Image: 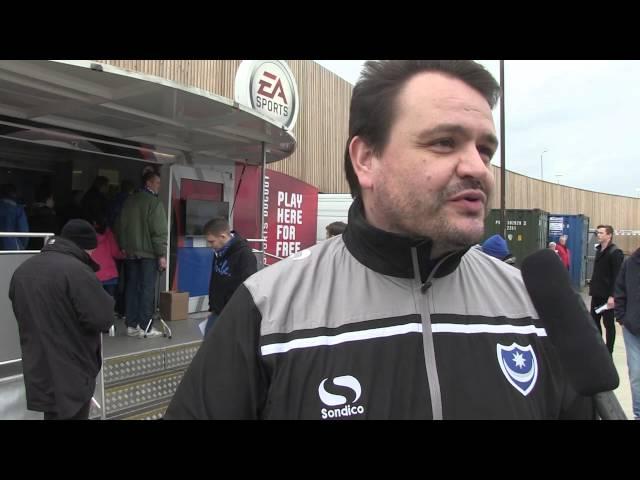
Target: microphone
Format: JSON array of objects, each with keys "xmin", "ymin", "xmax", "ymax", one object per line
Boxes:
[{"xmin": 521, "ymin": 249, "xmax": 626, "ymax": 419}]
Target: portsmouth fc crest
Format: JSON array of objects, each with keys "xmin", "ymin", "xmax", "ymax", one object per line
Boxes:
[{"xmin": 496, "ymin": 343, "xmax": 538, "ymax": 396}]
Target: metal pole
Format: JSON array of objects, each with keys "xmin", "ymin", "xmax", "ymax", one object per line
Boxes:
[
  {"xmin": 164, "ymin": 163, "xmax": 174, "ymax": 292},
  {"xmin": 540, "ymin": 150, "xmax": 547, "ymax": 181},
  {"xmin": 259, "ymin": 142, "xmax": 267, "ymax": 266},
  {"xmin": 500, "ymin": 60, "xmax": 506, "ymax": 239},
  {"xmin": 99, "ymin": 333, "xmax": 106, "ymax": 420}
]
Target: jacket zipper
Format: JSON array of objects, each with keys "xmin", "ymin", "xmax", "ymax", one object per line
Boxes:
[{"xmin": 410, "ymin": 248, "xmax": 457, "ymax": 420}]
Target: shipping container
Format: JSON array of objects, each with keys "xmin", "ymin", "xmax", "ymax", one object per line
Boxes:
[
  {"xmin": 548, "ymin": 214, "xmax": 590, "ymax": 289},
  {"xmin": 484, "ymin": 209, "xmax": 550, "ymax": 268}
]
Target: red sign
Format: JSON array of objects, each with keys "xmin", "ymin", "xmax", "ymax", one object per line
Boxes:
[{"xmin": 233, "ymin": 164, "xmax": 318, "ymax": 265}]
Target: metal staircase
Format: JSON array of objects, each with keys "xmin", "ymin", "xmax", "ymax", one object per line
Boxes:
[{"xmin": 89, "ymin": 317, "xmax": 204, "ymax": 420}]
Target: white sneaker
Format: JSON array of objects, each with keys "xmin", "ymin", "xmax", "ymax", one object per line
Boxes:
[
  {"xmin": 127, "ymin": 326, "xmax": 142, "ymax": 337},
  {"xmin": 140, "ymin": 327, "xmax": 163, "ymax": 338}
]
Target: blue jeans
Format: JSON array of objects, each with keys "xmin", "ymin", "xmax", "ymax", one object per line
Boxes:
[
  {"xmin": 623, "ymin": 326, "xmax": 640, "ymax": 419},
  {"xmin": 125, "ymin": 258, "xmax": 157, "ymax": 330},
  {"xmin": 204, "ymin": 313, "xmax": 218, "ymax": 336}
]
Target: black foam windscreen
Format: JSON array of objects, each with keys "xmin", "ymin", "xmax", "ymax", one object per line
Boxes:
[{"xmin": 521, "ymin": 248, "xmax": 619, "ymax": 396}]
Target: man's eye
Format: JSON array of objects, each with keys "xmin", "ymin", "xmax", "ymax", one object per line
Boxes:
[
  {"xmin": 478, "ymin": 146, "xmax": 495, "ymax": 162},
  {"xmin": 430, "ymin": 138, "xmax": 455, "ymax": 149}
]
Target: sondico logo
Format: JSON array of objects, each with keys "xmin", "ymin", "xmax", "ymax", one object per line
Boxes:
[{"xmin": 318, "ymin": 375, "xmax": 365, "ymax": 420}]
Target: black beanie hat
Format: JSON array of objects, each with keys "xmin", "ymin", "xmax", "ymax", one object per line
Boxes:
[{"xmin": 61, "ymin": 219, "xmax": 98, "ymax": 250}]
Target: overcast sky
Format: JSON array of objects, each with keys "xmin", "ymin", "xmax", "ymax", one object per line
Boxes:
[{"xmin": 315, "ymin": 60, "xmax": 639, "ymax": 198}]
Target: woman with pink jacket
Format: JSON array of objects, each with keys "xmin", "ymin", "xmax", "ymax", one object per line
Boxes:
[{"xmin": 90, "ymin": 218, "xmax": 125, "ymax": 299}]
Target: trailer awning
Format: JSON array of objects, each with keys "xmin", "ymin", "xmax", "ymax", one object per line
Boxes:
[{"xmin": 0, "ymin": 60, "xmax": 296, "ymax": 165}]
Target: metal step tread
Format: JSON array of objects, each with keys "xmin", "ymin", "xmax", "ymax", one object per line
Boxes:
[
  {"xmin": 108, "ymin": 399, "xmax": 171, "ymax": 420},
  {"xmin": 104, "ymin": 369, "xmax": 185, "ymax": 416},
  {"xmin": 119, "ymin": 404, "xmax": 169, "ymax": 421},
  {"xmin": 103, "ymin": 341, "xmax": 201, "ymax": 386}
]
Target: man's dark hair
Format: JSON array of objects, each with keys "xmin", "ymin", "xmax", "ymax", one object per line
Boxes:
[
  {"xmin": 597, "ymin": 225, "xmax": 614, "ymax": 236},
  {"xmin": 344, "ymin": 60, "xmax": 501, "ymax": 198},
  {"xmin": 93, "ymin": 215, "xmax": 108, "ymax": 235},
  {"xmin": 142, "ymin": 169, "xmax": 160, "ymax": 185},
  {"xmin": 326, "ymin": 221, "xmax": 347, "ymax": 237},
  {"xmin": 120, "ymin": 179, "xmax": 135, "ymax": 194},
  {"xmin": 0, "ymin": 183, "xmax": 17, "ymax": 199},
  {"xmin": 35, "ymin": 184, "xmax": 53, "ymax": 203},
  {"xmin": 92, "ymin": 176, "xmax": 110, "ymax": 190},
  {"xmin": 203, "ymin": 217, "xmax": 230, "ymax": 236}
]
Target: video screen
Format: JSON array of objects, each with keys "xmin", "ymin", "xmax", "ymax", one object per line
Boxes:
[{"xmin": 184, "ymin": 200, "xmax": 229, "ymax": 236}]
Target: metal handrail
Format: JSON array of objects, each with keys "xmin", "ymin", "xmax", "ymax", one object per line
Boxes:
[
  {"xmin": 0, "ymin": 232, "xmax": 55, "ymax": 237},
  {"xmin": 0, "ymin": 359, "xmax": 21, "ymax": 366},
  {"xmin": 0, "ymin": 232, "xmax": 54, "ymax": 253},
  {"xmin": 252, "ymin": 249, "xmax": 284, "ymax": 261}
]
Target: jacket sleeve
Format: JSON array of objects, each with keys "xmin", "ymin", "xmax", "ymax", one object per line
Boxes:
[
  {"xmin": 114, "ymin": 204, "xmax": 125, "ymax": 249},
  {"xmin": 107, "ymin": 229, "xmax": 125, "ymax": 260},
  {"xmin": 614, "ymin": 258, "xmax": 628, "ymax": 322},
  {"xmin": 149, "ymin": 200, "xmax": 168, "ymax": 258},
  {"xmin": 559, "ymin": 390, "xmax": 596, "ymax": 419},
  {"xmin": 164, "ymin": 284, "xmax": 268, "ymax": 419},
  {"xmin": 68, "ymin": 265, "xmax": 115, "ymax": 333},
  {"xmin": 223, "ymin": 248, "xmax": 258, "ymax": 306},
  {"xmin": 609, "ymin": 249, "xmax": 625, "ymax": 297},
  {"xmin": 17, "ymin": 206, "xmax": 29, "ymax": 249}
]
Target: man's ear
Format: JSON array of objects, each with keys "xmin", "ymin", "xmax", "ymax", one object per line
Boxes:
[{"xmin": 349, "ymin": 136, "xmax": 376, "ymax": 191}]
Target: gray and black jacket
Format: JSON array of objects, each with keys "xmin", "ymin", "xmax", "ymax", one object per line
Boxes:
[{"xmin": 165, "ymin": 197, "xmax": 593, "ymax": 420}]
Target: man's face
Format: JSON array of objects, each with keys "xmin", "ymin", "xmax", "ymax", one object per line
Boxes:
[
  {"xmin": 206, "ymin": 233, "xmax": 228, "ymax": 250},
  {"xmin": 596, "ymin": 228, "xmax": 611, "ymax": 245},
  {"xmin": 147, "ymin": 176, "xmax": 161, "ymax": 194},
  {"xmin": 352, "ymin": 72, "xmax": 497, "ymax": 252},
  {"xmin": 559, "ymin": 236, "xmax": 567, "ymax": 245}
]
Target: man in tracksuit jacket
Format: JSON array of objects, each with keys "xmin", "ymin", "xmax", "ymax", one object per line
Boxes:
[{"xmin": 165, "ymin": 60, "xmax": 594, "ymax": 420}]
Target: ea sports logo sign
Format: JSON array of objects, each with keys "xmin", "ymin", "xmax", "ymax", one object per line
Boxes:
[{"xmin": 235, "ymin": 60, "xmax": 299, "ymax": 130}]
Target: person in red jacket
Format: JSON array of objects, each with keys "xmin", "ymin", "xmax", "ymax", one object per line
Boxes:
[{"xmin": 556, "ymin": 235, "xmax": 571, "ymax": 270}]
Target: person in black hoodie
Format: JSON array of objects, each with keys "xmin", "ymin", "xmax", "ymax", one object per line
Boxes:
[
  {"xmin": 82, "ymin": 176, "xmax": 109, "ymax": 225},
  {"xmin": 27, "ymin": 184, "xmax": 60, "ymax": 250},
  {"xmin": 589, "ymin": 224, "xmax": 625, "ymax": 354},
  {"xmin": 9, "ymin": 219, "xmax": 115, "ymax": 420},
  {"xmin": 614, "ymin": 246, "xmax": 640, "ymax": 419},
  {"xmin": 203, "ymin": 217, "xmax": 257, "ymax": 336}
]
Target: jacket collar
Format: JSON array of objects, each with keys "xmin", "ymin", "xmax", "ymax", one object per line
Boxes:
[
  {"xmin": 341, "ymin": 196, "xmax": 468, "ymax": 282},
  {"xmin": 214, "ymin": 231, "xmax": 248, "ymax": 259},
  {"xmin": 215, "ymin": 232, "xmax": 237, "ymax": 257},
  {"xmin": 42, "ymin": 236, "xmax": 100, "ymax": 272},
  {"xmin": 596, "ymin": 242, "xmax": 616, "ymax": 254}
]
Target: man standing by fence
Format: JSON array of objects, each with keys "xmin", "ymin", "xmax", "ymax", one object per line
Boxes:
[{"xmin": 589, "ymin": 225, "xmax": 624, "ymax": 354}]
